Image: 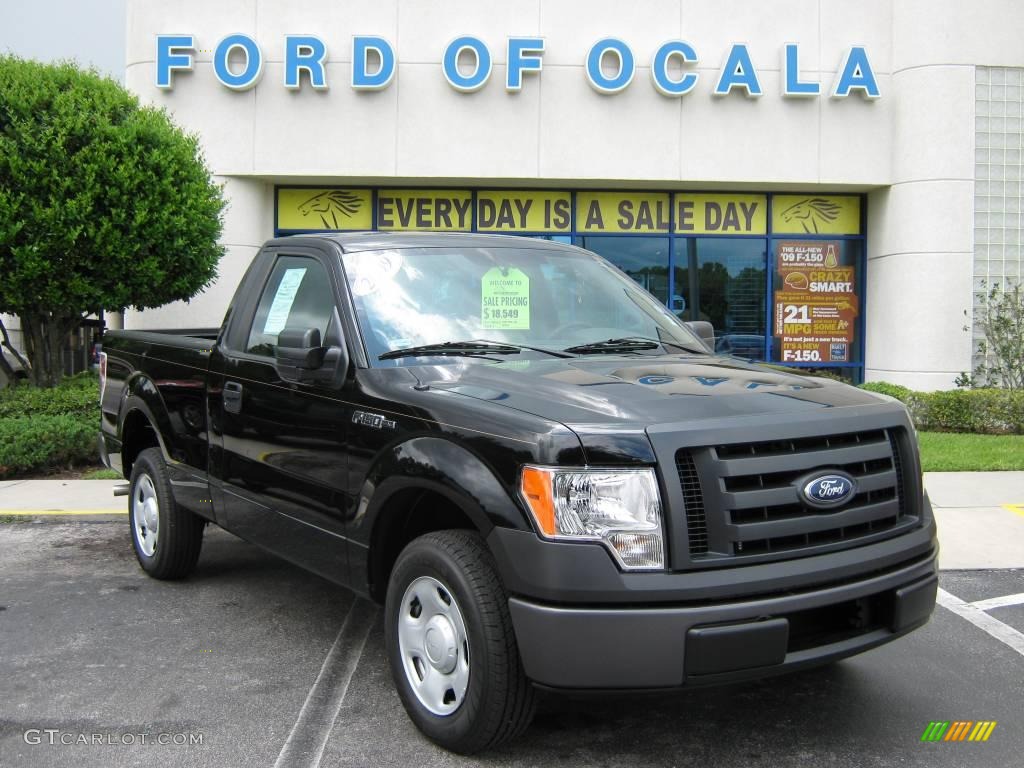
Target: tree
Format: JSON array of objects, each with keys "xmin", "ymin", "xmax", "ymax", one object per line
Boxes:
[
  {"xmin": 0, "ymin": 56, "xmax": 224, "ymax": 387},
  {"xmin": 959, "ymin": 281, "xmax": 1024, "ymax": 390}
]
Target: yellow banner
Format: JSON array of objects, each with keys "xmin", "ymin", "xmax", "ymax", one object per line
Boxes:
[
  {"xmin": 477, "ymin": 191, "xmax": 571, "ymax": 232},
  {"xmin": 772, "ymin": 195, "xmax": 861, "ymax": 235},
  {"xmin": 576, "ymin": 192, "xmax": 671, "ymax": 233},
  {"xmin": 674, "ymin": 193, "xmax": 767, "ymax": 235},
  {"xmin": 376, "ymin": 189, "xmax": 472, "ymax": 231},
  {"xmin": 277, "ymin": 188, "xmax": 373, "ymax": 231}
]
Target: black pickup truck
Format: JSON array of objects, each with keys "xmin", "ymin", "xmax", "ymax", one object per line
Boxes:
[{"xmin": 99, "ymin": 232, "xmax": 937, "ymax": 753}]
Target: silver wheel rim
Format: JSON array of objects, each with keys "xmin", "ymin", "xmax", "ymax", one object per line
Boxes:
[
  {"xmin": 397, "ymin": 575, "xmax": 470, "ymax": 716},
  {"xmin": 132, "ymin": 474, "xmax": 159, "ymax": 557}
]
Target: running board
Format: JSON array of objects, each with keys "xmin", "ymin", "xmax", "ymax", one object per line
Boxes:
[{"xmin": 113, "ymin": 484, "xmax": 130, "ymax": 497}]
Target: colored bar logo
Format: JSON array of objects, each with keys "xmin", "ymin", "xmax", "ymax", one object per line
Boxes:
[{"xmin": 921, "ymin": 721, "xmax": 997, "ymax": 742}]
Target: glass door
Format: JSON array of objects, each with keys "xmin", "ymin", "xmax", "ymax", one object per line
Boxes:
[
  {"xmin": 574, "ymin": 236, "xmax": 672, "ymax": 305},
  {"xmin": 674, "ymin": 238, "xmax": 767, "ymax": 359}
]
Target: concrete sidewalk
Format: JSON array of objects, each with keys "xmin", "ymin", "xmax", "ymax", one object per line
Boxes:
[
  {"xmin": 1, "ymin": 473, "xmax": 1022, "ymax": 569},
  {"xmin": 926, "ymin": 471, "xmax": 1024, "ymax": 569},
  {"xmin": 0, "ymin": 479, "xmax": 126, "ymax": 515}
]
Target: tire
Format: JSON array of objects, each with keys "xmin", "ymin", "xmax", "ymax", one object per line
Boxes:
[
  {"xmin": 129, "ymin": 447, "xmax": 204, "ymax": 580},
  {"xmin": 385, "ymin": 530, "xmax": 536, "ymax": 754}
]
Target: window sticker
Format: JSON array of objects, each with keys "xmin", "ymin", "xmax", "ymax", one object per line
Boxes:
[
  {"xmin": 263, "ymin": 267, "xmax": 308, "ymax": 334},
  {"xmin": 481, "ymin": 267, "xmax": 530, "ymax": 330}
]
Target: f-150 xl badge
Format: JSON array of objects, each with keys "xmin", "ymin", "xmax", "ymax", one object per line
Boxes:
[{"xmin": 352, "ymin": 411, "xmax": 397, "ymax": 430}]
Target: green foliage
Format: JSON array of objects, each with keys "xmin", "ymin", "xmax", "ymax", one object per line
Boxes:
[
  {"xmin": 0, "ymin": 56, "xmax": 225, "ymax": 386},
  {"xmin": 0, "ymin": 373, "xmax": 98, "ymax": 476},
  {"xmin": 858, "ymin": 381, "xmax": 913, "ymax": 402},
  {"xmin": 908, "ymin": 389, "xmax": 1024, "ymax": 435},
  {"xmin": 0, "ymin": 371, "xmax": 98, "ymax": 418},
  {"xmin": 860, "ymin": 382, "xmax": 1024, "ymax": 434},
  {"xmin": 962, "ymin": 282, "xmax": 1024, "ymax": 390},
  {"xmin": 0, "ymin": 414, "xmax": 96, "ymax": 476}
]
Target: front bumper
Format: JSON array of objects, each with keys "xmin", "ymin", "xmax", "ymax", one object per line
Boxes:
[{"xmin": 507, "ymin": 544, "xmax": 937, "ymax": 689}]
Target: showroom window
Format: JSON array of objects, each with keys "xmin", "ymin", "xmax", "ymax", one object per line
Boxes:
[{"xmin": 275, "ymin": 188, "xmax": 866, "ymax": 382}]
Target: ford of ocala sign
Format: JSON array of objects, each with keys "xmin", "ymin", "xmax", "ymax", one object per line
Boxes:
[{"xmin": 155, "ymin": 35, "xmax": 880, "ymax": 99}]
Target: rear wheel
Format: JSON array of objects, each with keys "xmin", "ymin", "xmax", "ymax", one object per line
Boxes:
[
  {"xmin": 385, "ymin": 530, "xmax": 535, "ymax": 753},
  {"xmin": 129, "ymin": 447, "xmax": 204, "ymax": 579}
]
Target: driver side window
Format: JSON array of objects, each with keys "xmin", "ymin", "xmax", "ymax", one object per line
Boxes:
[{"xmin": 246, "ymin": 256, "xmax": 335, "ymax": 357}]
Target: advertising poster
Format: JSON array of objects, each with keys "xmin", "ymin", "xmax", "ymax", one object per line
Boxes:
[{"xmin": 773, "ymin": 241, "xmax": 858, "ymax": 364}]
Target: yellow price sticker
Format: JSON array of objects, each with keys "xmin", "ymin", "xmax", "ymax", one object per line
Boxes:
[{"xmin": 482, "ymin": 267, "xmax": 530, "ymax": 330}]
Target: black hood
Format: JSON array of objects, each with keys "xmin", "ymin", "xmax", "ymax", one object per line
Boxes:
[{"xmin": 418, "ymin": 354, "xmax": 883, "ymax": 427}]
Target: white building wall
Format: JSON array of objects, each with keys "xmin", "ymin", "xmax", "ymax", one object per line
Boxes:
[
  {"xmin": 862, "ymin": 0, "xmax": 1024, "ymax": 389},
  {"xmin": 123, "ymin": 0, "xmax": 1024, "ymax": 389}
]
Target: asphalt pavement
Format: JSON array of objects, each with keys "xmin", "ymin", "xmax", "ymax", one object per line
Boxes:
[{"xmin": 0, "ymin": 473, "xmax": 1022, "ymax": 767}]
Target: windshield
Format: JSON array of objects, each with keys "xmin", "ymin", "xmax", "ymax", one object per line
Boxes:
[{"xmin": 341, "ymin": 245, "xmax": 707, "ymax": 365}]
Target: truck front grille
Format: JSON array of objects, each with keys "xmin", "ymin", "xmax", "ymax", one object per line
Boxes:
[
  {"xmin": 674, "ymin": 427, "xmax": 918, "ymax": 565},
  {"xmin": 676, "ymin": 450, "xmax": 709, "ymax": 555}
]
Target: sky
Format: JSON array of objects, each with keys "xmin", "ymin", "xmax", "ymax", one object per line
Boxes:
[{"xmin": 0, "ymin": 0, "xmax": 126, "ymax": 80}]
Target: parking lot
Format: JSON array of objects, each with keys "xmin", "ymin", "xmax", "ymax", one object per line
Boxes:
[{"xmin": 0, "ymin": 513, "xmax": 1021, "ymax": 768}]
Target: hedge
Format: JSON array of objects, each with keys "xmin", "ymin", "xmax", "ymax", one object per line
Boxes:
[
  {"xmin": 859, "ymin": 382, "xmax": 1024, "ymax": 434},
  {"xmin": 0, "ymin": 372, "xmax": 99, "ymax": 419},
  {"xmin": 0, "ymin": 374, "xmax": 99, "ymax": 477}
]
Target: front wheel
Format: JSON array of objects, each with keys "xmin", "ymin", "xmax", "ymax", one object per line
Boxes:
[
  {"xmin": 129, "ymin": 447, "xmax": 204, "ymax": 579},
  {"xmin": 385, "ymin": 530, "xmax": 535, "ymax": 753}
]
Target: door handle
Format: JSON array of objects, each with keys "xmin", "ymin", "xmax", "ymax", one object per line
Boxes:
[{"xmin": 223, "ymin": 381, "xmax": 243, "ymax": 414}]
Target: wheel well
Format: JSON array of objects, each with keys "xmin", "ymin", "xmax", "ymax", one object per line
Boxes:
[
  {"xmin": 368, "ymin": 488, "xmax": 477, "ymax": 603},
  {"xmin": 121, "ymin": 410, "xmax": 160, "ymax": 478}
]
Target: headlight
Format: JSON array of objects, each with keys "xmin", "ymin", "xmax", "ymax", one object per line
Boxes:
[{"xmin": 519, "ymin": 466, "xmax": 665, "ymax": 570}]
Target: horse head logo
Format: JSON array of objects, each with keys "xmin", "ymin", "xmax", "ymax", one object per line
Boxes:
[
  {"xmin": 779, "ymin": 198, "xmax": 843, "ymax": 233},
  {"xmin": 298, "ymin": 190, "xmax": 363, "ymax": 229}
]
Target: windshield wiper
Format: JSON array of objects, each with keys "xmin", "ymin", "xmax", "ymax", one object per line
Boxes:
[
  {"xmin": 473, "ymin": 339, "xmax": 574, "ymax": 359},
  {"xmin": 379, "ymin": 341, "xmax": 521, "ymax": 361},
  {"xmin": 563, "ymin": 338, "xmax": 662, "ymax": 355},
  {"xmin": 563, "ymin": 336, "xmax": 706, "ymax": 356}
]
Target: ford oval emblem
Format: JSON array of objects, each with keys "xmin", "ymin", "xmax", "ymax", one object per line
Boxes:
[{"xmin": 800, "ymin": 472, "xmax": 856, "ymax": 508}]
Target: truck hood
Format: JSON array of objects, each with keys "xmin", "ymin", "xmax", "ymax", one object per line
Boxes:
[{"xmin": 418, "ymin": 354, "xmax": 883, "ymax": 427}]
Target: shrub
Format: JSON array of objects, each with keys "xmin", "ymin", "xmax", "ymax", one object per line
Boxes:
[
  {"xmin": 861, "ymin": 383, "xmax": 1024, "ymax": 434},
  {"xmin": 0, "ymin": 373, "xmax": 99, "ymax": 476},
  {"xmin": 0, "ymin": 414, "xmax": 96, "ymax": 476},
  {"xmin": 963, "ymin": 281, "xmax": 1024, "ymax": 390},
  {"xmin": 908, "ymin": 389, "xmax": 1024, "ymax": 435},
  {"xmin": 859, "ymin": 382, "xmax": 912, "ymax": 402},
  {"xmin": 0, "ymin": 372, "xmax": 98, "ymax": 419}
]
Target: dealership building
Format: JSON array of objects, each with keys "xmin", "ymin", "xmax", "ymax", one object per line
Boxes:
[{"xmin": 122, "ymin": 0, "xmax": 1024, "ymax": 390}]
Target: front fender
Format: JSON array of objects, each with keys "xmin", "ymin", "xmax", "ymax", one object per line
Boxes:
[{"xmin": 354, "ymin": 436, "xmax": 530, "ymax": 540}]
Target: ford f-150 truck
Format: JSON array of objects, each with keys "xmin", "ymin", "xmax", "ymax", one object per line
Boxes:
[{"xmin": 99, "ymin": 232, "xmax": 938, "ymax": 753}]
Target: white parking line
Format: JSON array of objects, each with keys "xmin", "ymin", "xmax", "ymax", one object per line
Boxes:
[
  {"xmin": 273, "ymin": 599, "xmax": 379, "ymax": 768},
  {"xmin": 937, "ymin": 589, "xmax": 1024, "ymax": 659},
  {"xmin": 972, "ymin": 592, "xmax": 1024, "ymax": 612}
]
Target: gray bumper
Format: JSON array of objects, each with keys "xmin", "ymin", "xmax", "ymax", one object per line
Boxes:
[{"xmin": 508, "ymin": 546, "xmax": 937, "ymax": 689}]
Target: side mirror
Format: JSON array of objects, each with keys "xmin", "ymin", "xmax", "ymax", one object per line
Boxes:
[
  {"xmin": 275, "ymin": 326, "xmax": 350, "ymax": 387},
  {"xmin": 685, "ymin": 321, "xmax": 715, "ymax": 350},
  {"xmin": 276, "ymin": 327, "xmax": 327, "ymax": 370}
]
